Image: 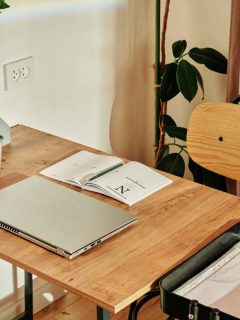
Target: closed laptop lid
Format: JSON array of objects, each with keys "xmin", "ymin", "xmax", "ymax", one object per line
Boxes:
[{"xmin": 0, "ymin": 176, "xmax": 137, "ymax": 255}]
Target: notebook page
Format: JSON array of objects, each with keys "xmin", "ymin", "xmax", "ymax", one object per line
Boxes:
[
  {"xmin": 86, "ymin": 161, "xmax": 172, "ymax": 205},
  {"xmin": 39, "ymin": 151, "xmax": 123, "ymax": 186}
]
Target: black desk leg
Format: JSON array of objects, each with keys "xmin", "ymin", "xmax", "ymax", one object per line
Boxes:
[
  {"xmin": 97, "ymin": 306, "xmax": 110, "ymax": 320},
  {"xmin": 12, "ymin": 271, "xmax": 33, "ymax": 320},
  {"xmin": 24, "ymin": 271, "xmax": 33, "ymax": 319}
]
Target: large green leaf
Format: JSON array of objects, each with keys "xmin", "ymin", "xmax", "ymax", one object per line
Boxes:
[
  {"xmin": 176, "ymin": 60, "xmax": 198, "ymax": 102},
  {"xmin": 160, "ymin": 63, "xmax": 180, "ymax": 102},
  {"xmin": 191, "ymin": 65, "xmax": 204, "ymax": 100},
  {"xmin": 159, "ymin": 65, "xmax": 167, "ymax": 84},
  {"xmin": 0, "ymin": 0, "xmax": 9, "ymax": 9},
  {"xmin": 156, "ymin": 145, "xmax": 170, "ymax": 167},
  {"xmin": 172, "ymin": 40, "xmax": 187, "ymax": 58},
  {"xmin": 189, "ymin": 47, "xmax": 228, "ymax": 74},
  {"xmin": 188, "ymin": 157, "xmax": 203, "ymax": 183},
  {"xmin": 202, "ymin": 169, "xmax": 226, "ymax": 192},
  {"xmin": 188, "ymin": 157, "xmax": 226, "ymax": 191},
  {"xmin": 162, "ymin": 114, "xmax": 176, "ymax": 127},
  {"xmin": 160, "ymin": 145, "xmax": 169, "ymax": 159},
  {"xmin": 165, "ymin": 126, "xmax": 187, "ymax": 141},
  {"xmin": 157, "ymin": 153, "xmax": 185, "ymax": 177},
  {"xmin": 232, "ymin": 96, "xmax": 240, "ymax": 104}
]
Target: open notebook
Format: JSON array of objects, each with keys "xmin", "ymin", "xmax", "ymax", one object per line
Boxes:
[{"xmin": 40, "ymin": 150, "xmax": 172, "ymax": 206}]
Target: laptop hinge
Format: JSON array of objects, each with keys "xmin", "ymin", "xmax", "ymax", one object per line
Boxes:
[{"xmin": 56, "ymin": 248, "xmax": 65, "ymax": 256}]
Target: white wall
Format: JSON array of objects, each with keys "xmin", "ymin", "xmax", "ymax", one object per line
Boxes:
[{"xmin": 0, "ymin": 0, "xmax": 127, "ymax": 152}]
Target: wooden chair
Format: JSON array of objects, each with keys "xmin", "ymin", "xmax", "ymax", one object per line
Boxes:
[
  {"xmin": 128, "ymin": 101, "xmax": 240, "ymax": 320},
  {"xmin": 159, "ymin": 101, "xmax": 240, "ymax": 320},
  {"xmin": 187, "ymin": 101, "xmax": 240, "ymax": 180}
]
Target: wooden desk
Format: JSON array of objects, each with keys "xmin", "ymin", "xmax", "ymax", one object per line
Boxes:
[{"xmin": 1, "ymin": 125, "xmax": 240, "ymax": 319}]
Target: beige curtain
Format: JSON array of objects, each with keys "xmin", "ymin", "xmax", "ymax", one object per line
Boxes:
[
  {"xmin": 110, "ymin": 1, "xmax": 155, "ymax": 166},
  {"xmin": 226, "ymin": 0, "xmax": 240, "ymax": 195}
]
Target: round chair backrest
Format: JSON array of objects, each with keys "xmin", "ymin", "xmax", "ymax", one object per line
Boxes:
[{"xmin": 187, "ymin": 102, "xmax": 240, "ymax": 180}]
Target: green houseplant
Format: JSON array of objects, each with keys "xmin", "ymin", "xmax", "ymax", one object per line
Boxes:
[
  {"xmin": 0, "ymin": 0, "xmax": 9, "ymax": 11},
  {"xmin": 154, "ymin": 0, "xmax": 228, "ymax": 190}
]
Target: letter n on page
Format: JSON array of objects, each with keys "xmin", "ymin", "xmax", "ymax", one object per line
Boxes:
[{"xmin": 115, "ymin": 186, "xmax": 130, "ymax": 194}]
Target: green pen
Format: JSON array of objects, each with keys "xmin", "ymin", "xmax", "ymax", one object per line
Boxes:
[{"xmin": 89, "ymin": 163, "xmax": 123, "ymax": 181}]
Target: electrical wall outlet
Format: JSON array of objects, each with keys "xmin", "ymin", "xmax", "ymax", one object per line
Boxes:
[
  {"xmin": 3, "ymin": 56, "xmax": 34, "ymax": 91},
  {"xmin": 12, "ymin": 69, "xmax": 21, "ymax": 81}
]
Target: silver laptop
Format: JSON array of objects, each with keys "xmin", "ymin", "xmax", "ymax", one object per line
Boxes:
[{"xmin": 0, "ymin": 176, "xmax": 137, "ymax": 259}]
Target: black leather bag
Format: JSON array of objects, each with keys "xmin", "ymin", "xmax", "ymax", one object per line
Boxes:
[{"xmin": 159, "ymin": 223, "xmax": 240, "ymax": 320}]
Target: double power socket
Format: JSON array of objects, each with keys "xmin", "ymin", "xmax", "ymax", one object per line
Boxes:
[
  {"xmin": 3, "ymin": 56, "xmax": 34, "ymax": 91},
  {"xmin": 12, "ymin": 66, "xmax": 30, "ymax": 81}
]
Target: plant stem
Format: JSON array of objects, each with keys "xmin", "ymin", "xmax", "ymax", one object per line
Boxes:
[
  {"xmin": 154, "ymin": 0, "xmax": 161, "ymax": 153},
  {"xmin": 160, "ymin": 0, "xmax": 170, "ymax": 68},
  {"xmin": 154, "ymin": 0, "xmax": 171, "ymax": 168},
  {"xmin": 178, "ymin": 146, "xmax": 188, "ymax": 155},
  {"xmin": 154, "ymin": 101, "xmax": 167, "ymax": 167},
  {"xmin": 166, "ymin": 142, "xmax": 187, "ymax": 149},
  {"xmin": 175, "ymin": 52, "xmax": 189, "ymax": 63}
]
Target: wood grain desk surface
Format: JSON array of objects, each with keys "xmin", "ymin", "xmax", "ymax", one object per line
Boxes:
[{"xmin": 1, "ymin": 125, "xmax": 240, "ymax": 314}]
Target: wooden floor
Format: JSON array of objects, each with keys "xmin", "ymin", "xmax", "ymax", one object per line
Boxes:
[{"xmin": 34, "ymin": 292, "xmax": 167, "ymax": 320}]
